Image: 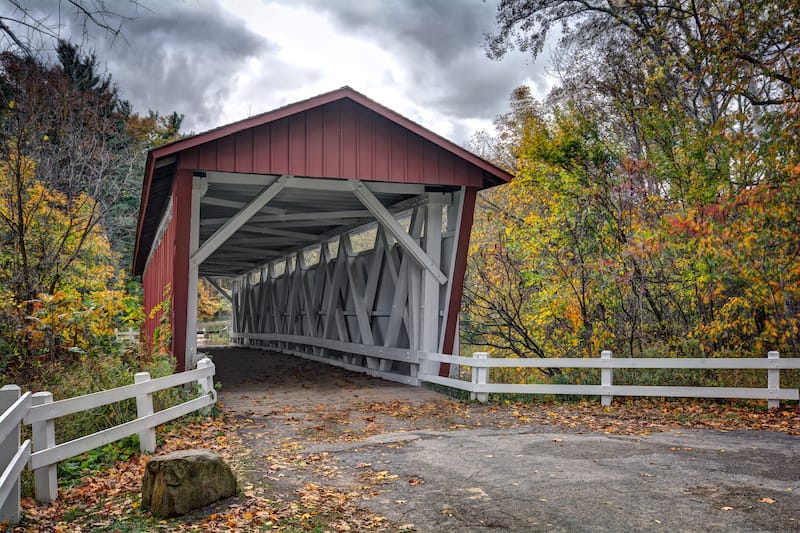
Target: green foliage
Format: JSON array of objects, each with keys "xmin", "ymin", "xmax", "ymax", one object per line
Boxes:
[
  {"xmin": 58, "ymin": 435, "xmax": 140, "ymax": 488},
  {"xmin": 25, "ymin": 351, "xmax": 180, "ymax": 444},
  {"xmin": 149, "ymin": 284, "xmax": 173, "ymax": 356},
  {"xmin": 468, "ymin": 0, "xmax": 800, "ymax": 388},
  {"xmin": 0, "ymin": 41, "xmax": 181, "ymax": 381}
]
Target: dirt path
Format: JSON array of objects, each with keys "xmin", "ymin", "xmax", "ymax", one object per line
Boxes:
[{"xmin": 207, "ymin": 347, "xmax": 800, "ymax": 532}]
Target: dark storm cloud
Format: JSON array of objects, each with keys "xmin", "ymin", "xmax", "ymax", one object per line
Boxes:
[
  {"xmin": 24, "ymin": 1, "xmax": 316, "ymax": 132},
  {"xmin": 295, "ymin": 0, "xmax": 550, "ymax": 124},
  {"xmin": 91, "ymin": 2, "xmax": 270, "ymax": 131}
]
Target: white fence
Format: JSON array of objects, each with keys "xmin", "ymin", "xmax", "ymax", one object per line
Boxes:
[
  {"xmin": 0, "ymin": 358, "xmax": 216, "ymax": 523},
  {"xmin": 114, "ymin": 327, "xmax": 141, "ymax": 345},
  {"xmin": 0, "ymin": 387, "xmax": 31, "ymax": 524},
  {"xmin": 419, "ymin": 350, "xmax": 800, "ymax": 407}
]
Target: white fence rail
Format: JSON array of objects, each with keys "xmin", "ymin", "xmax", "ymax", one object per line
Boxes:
[
  {"xmin": 114, "ymin": 327, "xmax": 141, "ymax": 345},
  {"xmin": 0, "ymin": 386, "xmax": 32, "ymax": 524},
  {"xmin": 0, "ymin": 358, "xmax": 216, "ymax": 523},
  {"xmin": 419, "ymin": 350, "xmax": 800, "ymax": 406}
]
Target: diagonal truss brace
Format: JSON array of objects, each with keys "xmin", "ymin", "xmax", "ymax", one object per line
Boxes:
[
  {"xmin": 350, "ymin": 180, "xmax": 447, "ymax": 285},
  {"xmin": 192, "ymin": 175, "xmax": 290, "ymax": 266},
  {"xmin": 203, "ymin": 277, "xmax": 232, "ymax": 303}
]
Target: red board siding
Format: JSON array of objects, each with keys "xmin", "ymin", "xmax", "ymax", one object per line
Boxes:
[
  {"xmin": 234, "ymin": 129, "xmax": 253, "ymax": 173},
  {"xmin": 271, "ymin": 118, "xmax": 289, "ymax": 174},
  {"xmin": 177, "ymin": 99, "xmax": 485, "ymax": 187},
  {"xmin": 141, "ymin": 170, "xmax": 192, "ymax": 371},
  {"xmin": 306, "ymin": 106, "xmax": 324, "ymax": 176},
  {"xmin": 142, "ymin": 200, "xmax": 177, "ymax": 359}
]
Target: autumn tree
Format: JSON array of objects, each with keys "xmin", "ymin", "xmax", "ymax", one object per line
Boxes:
[
  {"xmin": 471, "ymin": 0, "xmax": 800, "ymax": 363},
  {"xmin": 0, "ymin": 42, "xmax": 181, "ymax": 377}
]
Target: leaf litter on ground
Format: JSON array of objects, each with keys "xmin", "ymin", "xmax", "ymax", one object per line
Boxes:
[{"xmin": 4, "ymin": 397, "xmax": 798, "ymax": 531}]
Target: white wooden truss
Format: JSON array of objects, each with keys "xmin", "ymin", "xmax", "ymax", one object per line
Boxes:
[{"xmin": 185, "ymin": 172, "xmax": 465, "ymax": 383}]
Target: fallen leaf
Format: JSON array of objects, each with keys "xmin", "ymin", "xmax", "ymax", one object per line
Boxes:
[
  {"xmin": 759, "ymin": 497, "xmax": 776, "ymax": 504},
  {"xmin": 721, "ymin": 506, "xmax": 734, "ymax": 511}
]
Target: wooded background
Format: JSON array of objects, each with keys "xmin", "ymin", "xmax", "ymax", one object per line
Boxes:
[{"xmin": 1, "ymin": 1, "xmax": 798, "ymax": 392}]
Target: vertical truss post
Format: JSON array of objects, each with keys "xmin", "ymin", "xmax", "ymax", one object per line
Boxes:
[
  {"xmin": 185, "ymin": 176, "xmax": 206, "ymax": 370},
  {"xmin": 420, "ymin": 196, "xmax": 443, "ymax": 376}
]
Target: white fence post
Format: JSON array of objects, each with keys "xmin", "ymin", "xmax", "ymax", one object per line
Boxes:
[
  {"xmin": 197, "ymin": 357, "xmax": 215, "ymax": 414},
  {"xmin": 601, "ymin": 350, "xmax": 613, "ymax": 407},
  {"xmin": 31, "ymin": 392, "xmax": 57, "ymax": 502},
  {"xmin": 470, "ymin": 352, "xmax": 489, "ymax": 403},
  {"xmin": 134, "ymin": 372, "xmax": 157, "ymax": 453},
  {"xmin": 767, "ymin": 351, "xmax": 780, "ymax": 409},
  {"xmin": 0, "ymin": 385, "xmax": 21, "ymax": 523}
]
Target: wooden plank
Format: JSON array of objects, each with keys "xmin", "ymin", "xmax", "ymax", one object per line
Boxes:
[
  {"xmin": 438, "ymin": 188, "xmax": 463, "ymax": 353},
  {"xmin": 201, "ymin": 210, "xmax": 371, "ymax": 226},
  {"xmin": 285, "ymin": 257, "xmax": 300, "ymax": 335},
  {"xmin": 205, "ymin": 172, "xmax": 277, "ymax": 186},
  {"xmin": 462, "ymin": 383, "xmax": 798, "ymax": 400},
  {"xmin": 255, "ymin": 274, "xmax": 269, "ymax": 333},
  {"xmin": 420, "ymin": 354, "xmax": 800, "ymax": 369},
  {"xmin": 383, "ymin": 209, "xmax": 423, "ymax": 348},
  {"xmin": 383, "ymin": 249, "xmax": 410, "ymax": 348},
  {"xmin": 0, "ymin": 440, "xmax": 30, "ymax": 513},
  {"xmin": 363, "ymin": 227, "xmax": 386, "ymax": 312},
  {"xmin": 608, "ymin": 385, "xmax": 799, "ymax": 400},
  {"xmin": 24, "ymin": 366, "xmax": 214, "ymax": 424},
  {"xmin": 296, "ymin": 253, "xmax": 316, "ymax": 336},
  {"xmin": 29, "ymin": 394, "xmax": 215, "ymax": 471},
  {"xmin": 322, "ymin": 237, "xmax": 349, "ymax": 340},
  {"xmin": 421, "ymin": 199, "xmax": 442, "ymax": 355},
  {"xmin": 238, "ymin": 226, "xmax": 319, "ymax": 240},
  {"xmin": 343, "ymin": 235, "xmax": 375, "ymax": 345},
  {"xmin": 193, "ymin": 175, "xmax": 290, "ymax": 266},
  {"xmin": 268, "ymin": 265, "xmax": 281, "ymax": 334},
  {"xmin": 0, "ymin": 392, "xmax": 31, "ymax": 444},
  {"xmin": 200, "ymin": 195, "xmax": 286, "ymax": 215},
  {"xmin": 351, "ymin": 181, "xmax": 447, "ymax": 284}
]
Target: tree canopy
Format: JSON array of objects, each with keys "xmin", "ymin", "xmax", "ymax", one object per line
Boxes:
[
  {"xmin": 0, "ymin": 41, "xmax": 181, "ymax": 379},
  {"xmin": 466, "ymin": 0, "xmax": 800, "ymax": 361}
]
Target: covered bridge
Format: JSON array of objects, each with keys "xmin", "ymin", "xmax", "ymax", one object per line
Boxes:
[{"xmin": 132, "ymin": 87, "xmax": 512, "ymax": 383}]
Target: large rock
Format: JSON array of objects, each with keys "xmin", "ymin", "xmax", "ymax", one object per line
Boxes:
[{"xmin": 141, "ymin": 449, "xmax": 236, "ymax": 517}]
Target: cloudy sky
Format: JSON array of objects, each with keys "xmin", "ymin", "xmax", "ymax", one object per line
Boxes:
[{"xmin": 6, "ymin": 0, "xmax": 553, "ymax": 144}]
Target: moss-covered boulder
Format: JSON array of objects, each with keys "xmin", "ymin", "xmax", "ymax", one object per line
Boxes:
[{"xmin": 141, "ymin": 449, "xmax": 236, "ymax": 517}]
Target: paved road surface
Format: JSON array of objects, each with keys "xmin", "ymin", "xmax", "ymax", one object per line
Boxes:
[{"xmin": 208, "ymin": 347, "xmax": 800, "ymax": 532}]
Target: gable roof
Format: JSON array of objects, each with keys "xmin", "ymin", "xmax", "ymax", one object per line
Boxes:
[{"xmin": 133, "ymin": 86, "xmax": 513, "ymax": 275}]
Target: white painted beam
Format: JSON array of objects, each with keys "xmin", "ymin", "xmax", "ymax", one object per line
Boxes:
[
  {"xmin": 286, "ymin": 177, "xmax": 354, "ymax": 191},
  {"xmin": 193, "ymin": 175, "xmax": 290, "ymax": 266},
  {"xmin": 200, "ymin": 210, "xmax": 371, "ymax": 227},
  {"xmin": 439, "ymin": 187, "xmax": 465, "ymax": 353},
  {"xmin": 211, "ymin": 246, "xmax": 284, "ymax": 257},
  {"xmin": 421, "ymin": 198, "xmax": 443, "ymax": 357},
  {"xmin": 201, "ymin": 195, "xmax": 286, "ymax": 215},
  {"xmin": 205, "ymin": 172, "xmax": 277, "ymax": 186},
  {"xmin": 237, "ymin": 225, "xmax": 319, "ymax": 240},
  {"xmin": 206, "ymin": 171, "xmax": 427, "ymax": 196},
  {"xmin": 351, "ymin": 181, "xmax": 447, "ymax": 284},
  {"xmin": 285, "ymin": 176, "xmax": 426, "ymax": 196},
  {"xmin": 217, "ymin": 236, "xmax": 298, "ymax": 247},
  {"xmin": 185, "ymin": 176, "xmax": 205, "ymax": 370}
]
